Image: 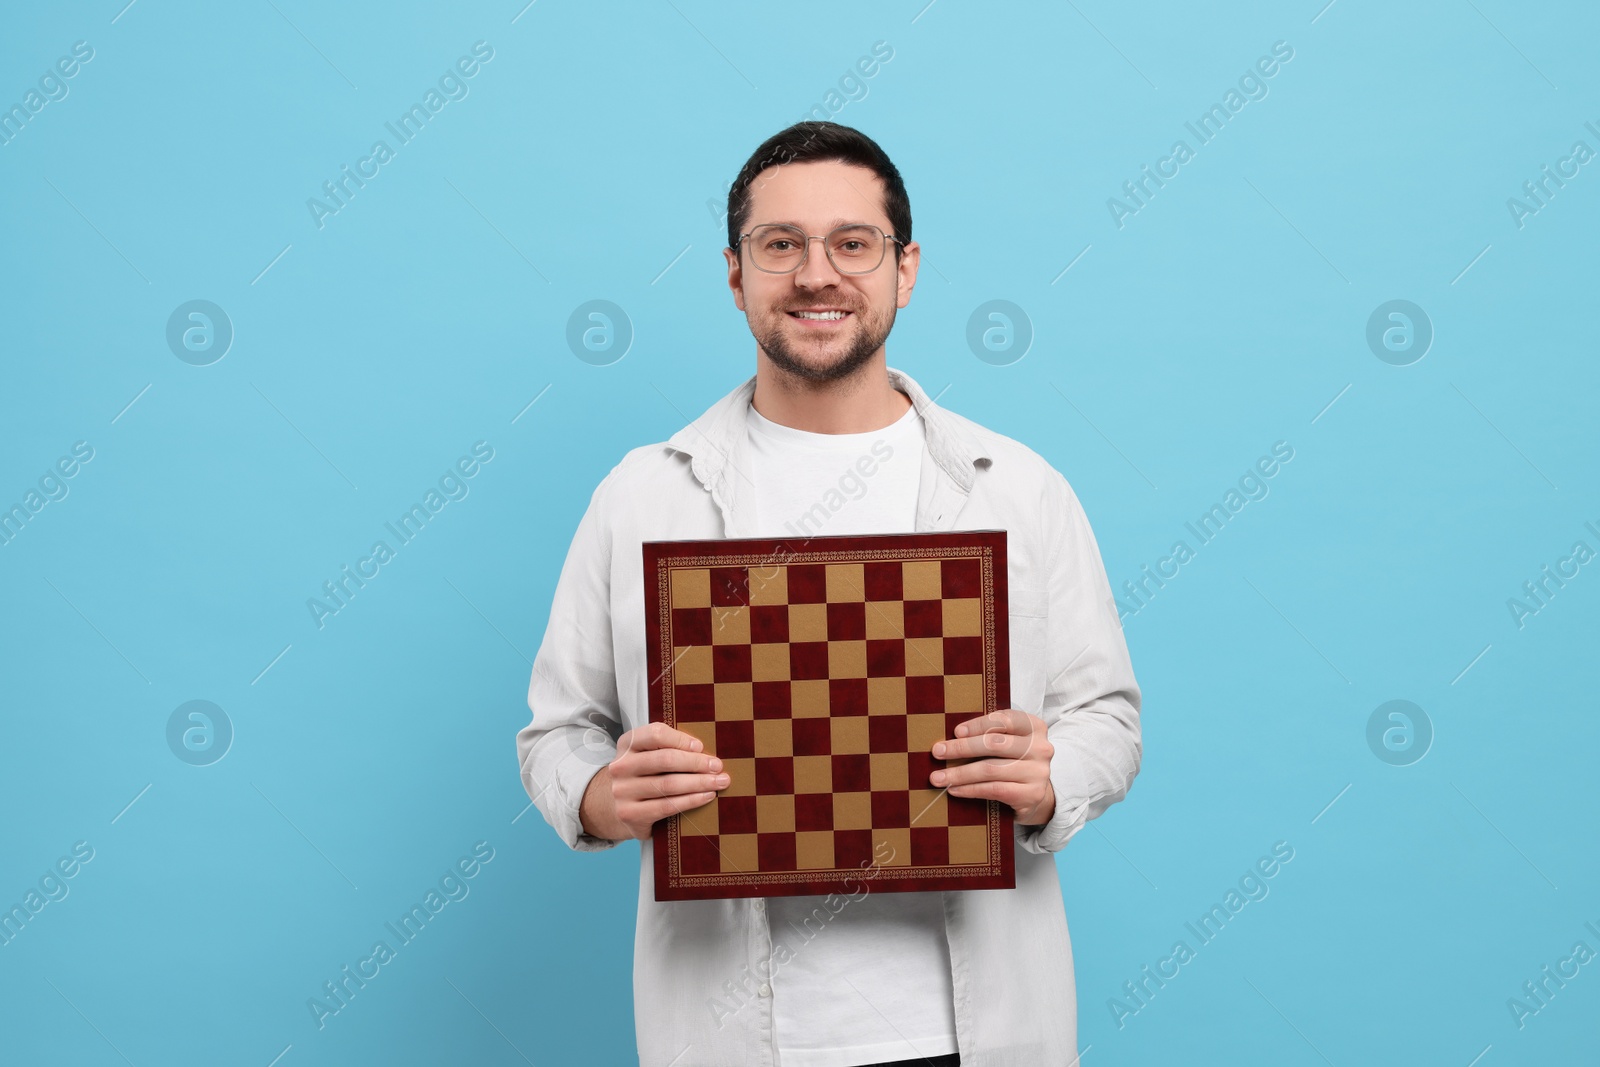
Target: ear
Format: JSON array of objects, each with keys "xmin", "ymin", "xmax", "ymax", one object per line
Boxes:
[
  {"xmin": 894, "ymin": 240, "xmax": 920, "ymax": 309},
  {"xmin": 723, "ymin": 246, "xmax": 746, "ymax": 312}
]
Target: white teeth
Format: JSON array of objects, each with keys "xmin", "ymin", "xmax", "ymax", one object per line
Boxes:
[{"xmin": 793, "ymin": 310, "xmax": 847, "ymax": 320}]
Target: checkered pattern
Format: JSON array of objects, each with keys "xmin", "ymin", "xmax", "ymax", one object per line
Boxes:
[{"xmin": 657, "ymin": 555, "xmax": 1008, "ymax": 894}]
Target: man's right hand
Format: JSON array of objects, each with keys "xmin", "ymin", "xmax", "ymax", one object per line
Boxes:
[{"xmin": 579, "ymin": 722, "xmax": 729, "ymax": 841}]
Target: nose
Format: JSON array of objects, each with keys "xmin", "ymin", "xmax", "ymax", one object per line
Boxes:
[{"xmin": 794, "ymin": 235, "xmax": 844, "ymax": 289}]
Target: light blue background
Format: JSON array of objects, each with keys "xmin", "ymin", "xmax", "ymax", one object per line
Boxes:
[{"xmin": 2, "ymin": 1, "xmax": 1596, "ymax": 1064}]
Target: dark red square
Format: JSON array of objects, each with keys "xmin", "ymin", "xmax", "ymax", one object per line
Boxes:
[
  {"xmin": 795, "ymin": 793, "xmax": 833, "ymax": 831},
  {"xmin": 712, "ymin": 645, "xmax": 751, "ymax": 682},
  {"xmin": 719, "ymin": 795, "xmax": 757, "ymax": 834},
  {"xmin": 903, "ymin": 600, "xmax": 943, "ymax": 638},
  {"xmin": 907, "ymin": 676, "xmax": 945, "ymax": 714},
  {"xmin": 829, "ymin": 678, "xmax": 868, "ymax": 715},
  {"xmin": 865, "ymin": 639, "xmax": 906, "ymax": 677},
  {"xmin": 907, "ymin": 749, "xmax": 939, "ymax": 787},
  {"xmin": 755, "ymin": 756, "xmax": 794, "ymax": 795},
  {"xmin": 863, "ymin": 561, "xmax": 903, "ymax": 601},
  {"xmin": 871, "ymin": 790, "xmax": 911, "ymax": 828},
  {"xmin": 832, "ymin": 753, "xmax": 871, "ymax": 791},
  {"xmin": 943, "ymin": 636, "xmax": 985, "ymax": 675},
  {"xmin": 792, "ymin": 717, "xmax": 832, "ymax": 756},
  {"xmin": 715, "ymin": 720, "xmax": 754, "ymax": 759},
  {"xmin": 671, "ymin": 607, "xmax": 712, "ymax": 647},
  {"xmin": 910, "ymin": 826, "xmax": 950, "ymax": 865},
  {"xmin": 826, "ymin": 601, "xmax": 866, "ymax": 641},
  {"xmin": 749, "ymin": 604, "xmax": 789, "ymax": 643},
  {"xmin": 709, "ymin": 567, "xmax": 750, "ymax": 606},
  {"xmin": 679, "ymin": 835, "xmax": 721, "ymax": 875},
  {"xmin": 947, "ymin": 794, "xmax": 989, "ymax": 825},
  {"xmin": 942, "ymin": 557, "xmax": 982, "ymax": 598},
  {"xmin": 757, "ymin": 832, "xmax": 797, "ymax": 871},
  {"xmin": 786, "ymin": 564, "xmax": 827, "ymax": 603},
  {"xmin": 946, "ymin": 711, "xmax": 984, "ymax": 739},
  {"xmin": 674, "ymin": 683, "xmax": 716, "ymax": 722},
  {"xmin": 834, "ymin": 829, "xmax": 873, "ymax": 870},
  {"xmin": 752, "ymin": 681, "xmax": 791, "ymax": 719},
  {"xmin": 868, "ymin": 715, "xmax": 907, "ymax": 753},
  {"xmin": 790, "ymin": 642, "xmax": 829, "ymax": 680}
]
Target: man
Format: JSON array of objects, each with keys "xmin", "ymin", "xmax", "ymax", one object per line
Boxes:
[{"xmin": 517, "ymin": 121, "xmax": 1142, "ymax": 1067}]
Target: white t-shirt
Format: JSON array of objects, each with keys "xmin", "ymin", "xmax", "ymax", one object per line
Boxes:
[{"xmin": 743, "ymin": 398, "xmax": 960, "ymax": 1067}]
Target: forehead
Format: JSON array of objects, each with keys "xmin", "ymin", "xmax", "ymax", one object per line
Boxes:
[{"xmin": 744, "ymin": 159, "xmax": 890, "ymax": 229}]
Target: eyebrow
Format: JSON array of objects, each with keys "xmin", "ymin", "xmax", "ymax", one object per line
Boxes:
[{"xmin": 754, "ymin": 219, "xmax": 878, "ymax": 229}]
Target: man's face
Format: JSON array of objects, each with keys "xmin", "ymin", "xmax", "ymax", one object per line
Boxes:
[{"xmin": 724, "ymin": 159, "xmax": 919, "ymax": 384}]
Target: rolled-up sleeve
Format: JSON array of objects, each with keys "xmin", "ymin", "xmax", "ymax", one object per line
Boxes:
[
  {"xmin": 516, "ymin": 469, "xmax": 626, "ymax": 853},
  {"xmin": 1017, "ymin": 469, "xmax": 1143, "ymax": 856}
]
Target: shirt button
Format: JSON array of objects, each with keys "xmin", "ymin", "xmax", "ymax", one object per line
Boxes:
[
  {"xmin": 758, "ymin": 982, "xmax": 772, "ymax": 997},
  {"xmin": 753, "ymin": 899, "xmax": 764, "ymax": 912}
]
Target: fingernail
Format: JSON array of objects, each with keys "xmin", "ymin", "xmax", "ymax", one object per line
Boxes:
[
  {"xmin": 716, "ymin": 774, "xmax": 730, "ymax": 785},
  {"xmin": 931, "ymin": 770, "xmax": 946, "ymax": 785},
  {"xmin": 933, "ymin": 743, "xmax": 946, "ymax": 757},
  {"xmin": 709, "ymin": 756, "xmax": 722, "ymax": 771}
]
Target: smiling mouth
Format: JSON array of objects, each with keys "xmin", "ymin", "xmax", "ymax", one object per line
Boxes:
[{"xmin": 788, "ymin": 309, "xmax": 852, "ymax": 322}]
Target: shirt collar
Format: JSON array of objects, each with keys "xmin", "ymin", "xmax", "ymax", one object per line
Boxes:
[{"xmin": 666, "ymin": 365, "xmax": 991, "ymax": 494}]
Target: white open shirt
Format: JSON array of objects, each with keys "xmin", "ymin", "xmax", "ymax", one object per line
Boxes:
[{"xmin": 517, "ymin": 366, "xmax": 1143, "ymax": 1067}]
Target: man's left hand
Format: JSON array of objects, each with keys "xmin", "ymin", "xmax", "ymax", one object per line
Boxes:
[{"xmin": 930, "ymin": 708, "xmax": 1056, "ymax": 827}]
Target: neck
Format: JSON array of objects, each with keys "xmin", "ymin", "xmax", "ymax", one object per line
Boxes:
[{"xmin": 751, "ymin": 352, "xmax": 913, "ymax": 434}]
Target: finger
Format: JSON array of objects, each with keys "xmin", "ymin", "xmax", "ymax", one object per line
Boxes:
[
  {"xmin": 952, "ymin": 708, "xmax": 1028, "ymax": 739},
  {"xmin": 614, "ymin": 770, "xmax": 730, "ymax": 802},
  {"xmin": 943, "ymin": 779, "xmax": 1030, "ymax": 808},
  {"xmin": 618, "ymin": 746, "xmax": 724, "ymax": 778},
  {"xmin": 933, "ymin": 755, "xmax": 1048, "ymax": 789},
  {"xmin": 933, "ymin": 730, "xmax": 1040, "ymax": 762},
  {"xmin": 628, "ymin": 789, "xmax": 721, "ymax": 829},
  {"xmin": 623, "ymin": 721, "xmax": 705, "ymax": 755}
]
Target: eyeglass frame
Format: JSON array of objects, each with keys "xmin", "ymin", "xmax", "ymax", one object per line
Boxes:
[{"xmin": 734, "ymin": 222, "xmax": 908, "ymax": 275}]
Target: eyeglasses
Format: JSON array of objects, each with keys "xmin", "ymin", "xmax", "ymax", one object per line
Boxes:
[{"xmin": 737, "ymin": 223, "xmax": 905, "ymax": 275}]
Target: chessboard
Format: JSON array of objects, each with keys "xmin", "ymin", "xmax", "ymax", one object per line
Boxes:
[{"xmin": 643, "ymin": 530, "xmax": 1015, "ymax": 901}]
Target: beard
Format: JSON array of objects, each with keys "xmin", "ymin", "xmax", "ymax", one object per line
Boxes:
[{"xmin": 751, "ymin": 295, "xmax": 896, "ymax": 385}]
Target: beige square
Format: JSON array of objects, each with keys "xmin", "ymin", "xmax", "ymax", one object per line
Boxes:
[
  {"xmin": 720, "ymin": 833, "xmax": 758, "ymax": 873},
  {"xmin": 901, "ymin": 560, "xmax": 942, "ymax": 601},
  {"xmin": 942, "ymin": 598, "xmax": 982, "ymax": 637},
  {"xmin": 753, "ymin": 719, "xmax": 793, "ymax": 757},
  {"xmin": 904, "ymin": 637, "xmax": 943, "ymax": 676},
  {"xmin": 751, "ymin": 643, "xmax": 789, "ymax": 682},
  {"xmin": 828, "ymin": 640, "xmax": 867, "ymax": 679},
  {"xmin": 755, "ymin": 794, "xmax": 795, "ymax": 833},
  {"xmin": 870, "ymin": 752, "xmax": 908, "ymax": 791},
  {"xmin": 789, "ymin": 603, "xmax": 828, "ymax": 643},
  {"xmin": 949, "ymin": 825, "xmax": 990, "ymax": 865},
  {"xmin": 834, "ymin": 792, "xmax": 872, "ymax": 830},
  {"xmin": 673, "ymin": 645, "xmax": 713, "ymax": 685},
  {"xmin": 714, "ymin": 682, "xmax": 753, "ymax": 720},
  {"xmin": 908, "ymin": 788, "xmax": 947, "ymax": 826},
  {"xmin": 678, "ymin": 720, "xmax": 718, "ymax": 753},
  {"xmin": 826, "ymin": 564, "xmax": 866, "ymax": 602},
  {"xmin": 710, "ymin": 606, "xmax": 750, "ymax": 645},
  {"xmin": 720, "ymin": 758, "xmax": 755, "ymax": 797},
  {"xmin": 793, "ymin": 754, "xmax": 832, "ymax": 793},
  {"xmin": 791, "ymin": 680, "xmax": 830, "ymax": 717},
  {"xmin": 679, "ymin": 796, "xmax": 718, "ymax": 836},
  {"xmin": 867, "ymin": 677, "xmax": 906, "ymax": 715},
  {"xmin": 872, "ymin": 827, "xmax": 912, "ymax": 867},
  {"xmin": 945, "ymin": 674, "xmax": 984, "ymax": 713},
  {"xmin": 830, "ymin": 717, "xmax": 869, "ymax": 754},
  {"xmin": 906, "ymin": 714, "xmax": 946, "ymax": 753},
  {"xmin": 748, "ymin": 565, "xmax": 788, "ymax": 606},
  {"xmin": 864, "ymin": 600, "xmax": 905, "ymax": 639},
  {"xmin": 670, "ymin": 568, "xmax": 711, "ymax": 608},
  {"xmin": 795, "ymin": 830, "xmax": 835, "ymax": 870}
]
